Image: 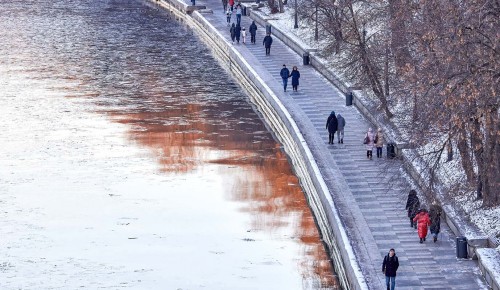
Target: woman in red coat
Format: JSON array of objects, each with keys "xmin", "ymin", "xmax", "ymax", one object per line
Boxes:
[{"xmin": 413, "ymin": 209, "xmax": 431, "ymax": 243}]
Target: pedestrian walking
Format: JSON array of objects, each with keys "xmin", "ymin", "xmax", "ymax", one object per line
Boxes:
[
  {"xmin": 235, "ymin": 4, "xmax": 242, "ymax": 25},
  {"xmin": 280, "ymin": 64, "xmax": 290, "ymax": 92},
  {"xmin": 235, "ymin": 23, "xmax": 241, "ymax": 43},
  {"xmin": 375, "ymin": 128, "xmax": 384, "ymax": 158},
  {"xmin": 249, "ymin": 21, "xmax": 257, "ymax": 44},
  {"xmin": 226, "ymin": 8, "xmax": 232, "ymax": 26},
  {"xmin": 241, "ymin": 27, "xmax": 246, "ymax": 44},
  {"xmin": 230, "ymin": 23, "xmax": 236, "ymax": 43},
  {"xmin": 336, "ymin": 113, "xmax": 345, "ymax": 144},
  {"xmin": 413, "ymin": 208, "xmax": 431, "ymax": 243},
  {"xmin": 263, "ymin": 33, "xmax": 273, "ymax": 55},
  {"xmin": 429, "ymin": 204, "xmax": 442, "ymax": 242},
  {"xmin": 364, "ymin": 128, "xmax": 375, "ymax": 159},
  {"xmin": 222, "ymin": 0, "xmax": 228, "ymax": 12},
  {"xmin": 326, "ymin": 111, "xmax": 338, "ymax": 144},
  {"xmin": 382, "ymin": 248, "xmax": 399, "ymax": 290},
  {"xmin": 405, "ymin": 189, "xmax": 420, "ymax": 228},
  {"xmin": 290, "ymin": 66, "xmax": 300, "ymax": 91},
  {"xmin": 229, "ymin": 0, "xmax": 234, "ymax": 11}
]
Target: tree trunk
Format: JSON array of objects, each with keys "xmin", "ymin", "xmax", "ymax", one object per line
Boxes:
[
  {"xmin": 456, "ymin": 127, "xmax": 476, "ymax": 184},
  {"xmin": 388, "ymin": 0, "xmax": 413, "ymax": 71}
]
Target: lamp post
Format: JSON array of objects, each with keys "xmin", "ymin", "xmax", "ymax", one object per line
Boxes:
[{"xmin": 294, "ymin": 0, "xmax": 298, "ymax": 28}]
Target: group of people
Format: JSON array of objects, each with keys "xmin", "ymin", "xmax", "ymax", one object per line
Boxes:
[
  {"xmin": 381, "ymin": 192, "xmax": 442, "ymax": 290},
  {"xmin": 279, "ymin": 64, "xmax": 300, "ymax": 92},
  {"xmin": 406, "ymin": 189, "xmax": 442, "ymax": 243},
  {"xmin": 363, "ymin": 127, "xmax": 384, "ymax": 159},
  {"xmin": 228, "ymin": 20, "xmax": 258, "ymax": 45},
  {"xmin": 325, "ymin": 111, "xmax": 346, "ymax": 144}
]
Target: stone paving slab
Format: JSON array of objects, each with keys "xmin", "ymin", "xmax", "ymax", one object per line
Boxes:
[{"xmin": 169, "ymin": 1, "xmax": 489, "ymax": 289}]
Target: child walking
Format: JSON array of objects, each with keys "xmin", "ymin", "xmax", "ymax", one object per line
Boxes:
[{"xmin": 242, "ymin": 27, "xmax": 246, "ymax": 44}]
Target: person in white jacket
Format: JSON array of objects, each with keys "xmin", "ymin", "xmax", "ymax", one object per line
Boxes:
[{"xmin": 242, "ymin": 27, "xmax": 246, "ymax": 44}]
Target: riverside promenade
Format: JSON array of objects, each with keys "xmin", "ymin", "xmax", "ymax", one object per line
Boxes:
[{"xmin": 156, "ymin": 0, "xmax": 489, "ymax": 289}]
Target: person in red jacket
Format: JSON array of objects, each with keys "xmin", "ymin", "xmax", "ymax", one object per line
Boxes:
[{"xmin": 413, "ymin": 208, "xmax": 431, "ymax": 243}]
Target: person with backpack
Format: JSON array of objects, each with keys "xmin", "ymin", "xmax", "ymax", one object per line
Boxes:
[
  {"xmin": 405, "ymin": 190, "xmax": 420, "ymax": 228},
  {"xmin": 382, "ymin": 248, "xmax": 399, "ymax": 290},
  {"xmin": 429, "ymin": 204, "xmax": 442, "ymax": 242},
  {"xmin": 413, "ymin": 208, "xmax": 431, "ymax": 243},
  {"xmin": 280, "ymin": 64, "xmax": 290, "ymax": 92},
  {"xmin": 364, "ymin": 128, "xmax": 375, "ymax": 159},
  {"xmin": 336, "ymin": 114, "xmax": 345, "ymax": 144},
  {"xmin": 326, "ymin": 111, "xmax": 338, "ymax": 144}
]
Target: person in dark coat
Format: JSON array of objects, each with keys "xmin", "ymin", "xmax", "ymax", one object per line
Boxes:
[
  {"xmin": 249, "ymin": 21, "xmax": 257, "ymax": 44},
  {"xmin": 336, "ymin": 113, "xmax": 345, "ymax": 144},
  {"xmin": 280, "ymin": 64, "xmax": 290, "ymax": 92},
  {"xmin": 289, "ymin": 66, "xmax": 300, "ymax": 91},
  {"xmin": 222, "ymin": 0, "xmax": 228, "ymax": 12},
  {"xmin": 405, "ymin": 190, "xmax": 420, "ymax": 228},
  {"xmin": 326, "ymin": 111, "xmax": 338, "ymax": 144},
  {"xmin": 429, "ymin": 204, "xmax": 442, "ymax": 242},
  {"xmin": 235, "ymin": 23, "xmax": 241, "ymax": 43},
  {"xmin": 262, "ymin": 33, "xmax": 273, "ymax": 55},
  {"xmin": 230, "ymin": 23, "xmax": 236, "ymax": 43},
  {"xmin": 382, "ymin": 248, "xmax": 399, "ymax": 290}
]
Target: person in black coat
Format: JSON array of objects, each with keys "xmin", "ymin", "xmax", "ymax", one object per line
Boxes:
[
  {"xmin": 235, "ymin": 23, "xmax": 241, "ymax": 43},
  {"xmin": 230, "ymin": 23, "xmax": 236, "ymax": 43},
  {"xmin": 326, "ymin": 111, "xmax": 338, "ymax": 144},
  {"xmin": 262, "ymin": 33, "xmax": 273, "ymax": 55},
  {"xmin": 289, "ymin": 66, "xmax": 300, "ymax": 91},
  {"xmin": 382, "ymin": 248, "xmax": 399, "ymax": 290},
  {"xmin": 280, "ymin": 64, "xmax": 290, "ymax": 92},
  {"xmin": 249, "ymin": 21, "xmax": 257, "ymax": 44},
  {"xmin": 429, "ymin": 204, "xmax": 442, "ymax": 242},
  {"xmin": 405, "ymin": 189, "xmax": 420, "ymax": 228}
]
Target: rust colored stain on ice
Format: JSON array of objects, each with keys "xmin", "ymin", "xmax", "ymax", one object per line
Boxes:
[
  {"xmin": 0, "ymin": 0, "xmax": 339, "ymax": 287},
  {"xmin": 103, "ymin": 91, "xmax": 338, "ymax": 286}
]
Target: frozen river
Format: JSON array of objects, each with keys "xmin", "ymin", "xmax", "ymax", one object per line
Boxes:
[{"xmin": 0, "ymin": 0, "xmax": 338, "ymax": 289}]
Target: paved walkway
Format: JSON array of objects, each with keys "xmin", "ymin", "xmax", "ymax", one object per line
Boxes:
[{"xmin": 169, "ymin": 1, "xmax": 488, "ymax": 289}]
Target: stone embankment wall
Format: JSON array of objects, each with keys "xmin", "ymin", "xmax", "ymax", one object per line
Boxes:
[{"xmin": 151, "ymin": 0, "xmax": 368, "ymax": 289}]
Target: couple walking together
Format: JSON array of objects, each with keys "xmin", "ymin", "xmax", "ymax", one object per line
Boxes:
[
  {"xmin": 363, "ymin": 128, "xmax": 384, "ymax": 159},
  {"xmin": 280, "ymin": 64, "xmax": 300, "ymax": 92},
  {"xmin": 325, "ymin": 111, "xmax": 345, "ymax": 144}
]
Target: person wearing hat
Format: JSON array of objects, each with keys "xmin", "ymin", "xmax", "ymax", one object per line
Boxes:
[
  {"xmin": 280, "ymin": 64, "xmax": 290, "ymax": 92},
  {"xmin": 382, "ymin": 248, "xmax": 399, "ymax": 290}
]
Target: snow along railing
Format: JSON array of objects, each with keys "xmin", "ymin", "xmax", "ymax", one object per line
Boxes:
[
  {"xmin": 243, "ymin": 7, "xmax": 500, "ymax": 290},
  {"xmin": 152, "ymin": 0, "xmax": 369, "ymax": 289}
]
